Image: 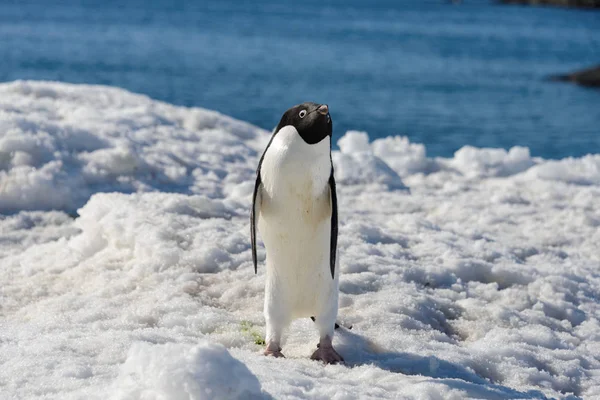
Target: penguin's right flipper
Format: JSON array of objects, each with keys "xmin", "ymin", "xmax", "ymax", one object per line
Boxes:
[{"xmin": 251, "ymin": 174, "xmax": 262, "ymax": 274}]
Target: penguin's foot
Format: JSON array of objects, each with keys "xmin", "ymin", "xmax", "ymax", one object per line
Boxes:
[
  {"xmin": 264, "ymin": 349, "xmax": 285, "ymax": 358},
  {"xmin": 310, "ymin": 336, "xmax": 344, "ymax": 364},
  {"xmin": 264, "ymin": 342, "xmax": 285, "ymax": 358}
]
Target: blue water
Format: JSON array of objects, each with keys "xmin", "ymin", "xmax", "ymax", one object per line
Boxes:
[{"xmin": 1, "ymin": 0, "xmax": 599, "ymax": 158}]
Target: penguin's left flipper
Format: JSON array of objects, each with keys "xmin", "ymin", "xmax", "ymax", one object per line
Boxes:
[
  {"xmin": 251, "ymin": 174, "xmax": 262, "ymax": 274},
  {"xmin": 310, "ymin": 316, "xmax": 352, "ymax": 330}
]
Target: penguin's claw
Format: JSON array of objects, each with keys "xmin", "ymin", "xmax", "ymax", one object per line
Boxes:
[
  {"xmin": 264, "ymin": 349, "xmax": 285, "ymax": 358},
  {"xmin": 264, "ymin": 342, "xmax": 285, "ymax": 358}
]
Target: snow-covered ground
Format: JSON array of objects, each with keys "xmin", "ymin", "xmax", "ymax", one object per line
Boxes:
[{"xmin": 1, "ymin": 81, "xmax": 599, "ymax": 399}]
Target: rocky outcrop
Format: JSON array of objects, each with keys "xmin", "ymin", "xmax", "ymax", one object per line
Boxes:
[
  {"xmin": 550, "ymin": 65, "xmax": 600, "ymax": 87},
  {"xmin": 500, "ymin": 0, "xmax": 600, "ymax": 8}
]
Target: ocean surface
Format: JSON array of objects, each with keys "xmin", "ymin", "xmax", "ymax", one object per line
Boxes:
[{"xmin": 1, "ymin": 0, "xmax": 599, "ymax": 158}]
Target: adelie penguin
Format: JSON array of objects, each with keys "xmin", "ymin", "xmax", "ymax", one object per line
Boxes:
[{"xmin": 251, "ymin": 102, "xmax": 343, "ymax": 364}]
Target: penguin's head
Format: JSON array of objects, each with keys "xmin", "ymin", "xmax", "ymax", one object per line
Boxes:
[{"xmin": 275, "ymin": 102, "xmax": 332, "ymax": 145}]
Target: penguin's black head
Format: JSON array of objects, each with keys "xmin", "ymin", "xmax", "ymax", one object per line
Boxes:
[{"xmin": 275, "ymin": 102, "xmax": 332, "ymax": 145}]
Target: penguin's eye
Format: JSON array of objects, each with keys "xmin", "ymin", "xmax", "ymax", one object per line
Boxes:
[{"xmin": 299, "ymin": 110, "xmax": 307, "ymax": 118}]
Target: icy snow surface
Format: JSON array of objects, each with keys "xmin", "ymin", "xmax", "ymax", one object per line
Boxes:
[{"xmin": 1, "ymin": 81, "xmax": 599, "ymax": 399}]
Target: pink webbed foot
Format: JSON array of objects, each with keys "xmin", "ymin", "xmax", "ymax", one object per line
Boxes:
[
  {"xmin": 311, "ymin": 336, "xmax": 344, "ymax": 364},
  {"xmin": 264, "ymin": 342, "xmax": 285, "ymax": 358}
]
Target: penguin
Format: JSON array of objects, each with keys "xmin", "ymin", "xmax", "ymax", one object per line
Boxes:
[{"xmin": 251, "ymin": 102, "xmax": 343, "ymax": 364}]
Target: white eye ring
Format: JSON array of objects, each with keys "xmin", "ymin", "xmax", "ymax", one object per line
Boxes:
[{"xmin": 299, "ymin": 110, "xmax": 307, "ymax": 118}]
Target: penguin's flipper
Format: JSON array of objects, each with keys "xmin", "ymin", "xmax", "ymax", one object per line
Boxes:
[
  {"xmin": 329, "ymin": 170, "xmax": 338, "ymax": 279},
  {"xmin": 251, "ymin": 174, "xmax": 262, "ymax": 274}
]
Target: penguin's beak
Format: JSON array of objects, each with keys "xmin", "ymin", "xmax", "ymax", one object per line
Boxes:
[{"xmin": 317, "ymin": 104, "xmax": 329, "ymax": 115}]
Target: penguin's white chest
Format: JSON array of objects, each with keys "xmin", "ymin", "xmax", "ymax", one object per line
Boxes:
[
  {"xmin": 259, "ymin": 127, "xmax": 331, "ymax": 225},
  {"xmin": 257, "ymin": 127, "xmax": 334, "ymax": 316}
]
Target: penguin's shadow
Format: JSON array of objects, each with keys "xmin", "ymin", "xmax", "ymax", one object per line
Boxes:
[{"xmin": 335, "ymin": 329, "xmax": 567, "ymax": 400}]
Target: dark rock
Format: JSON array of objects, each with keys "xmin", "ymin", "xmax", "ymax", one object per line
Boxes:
[
  {"xmin": 500, "ymin": 0, "xmax": 600, "ymax": 8},
  {"xmin": 550, "ymin": 65, "xmax": 600, "ymax": 87}
]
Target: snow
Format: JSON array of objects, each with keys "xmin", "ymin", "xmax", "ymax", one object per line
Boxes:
[
  {"xmin": 447, "ymin": 145, "xmax": 535, "ymax": 179},
  {"xmin": 334, "ymin": 131, "xmax": 408, "ymax": 190},
  {"xmin": 112, "ymin": 341, "xmax": 264, "ymax": 400},
  {"xmin": 526, "ymin": 155, "xmax": 600, "ymax": 186},
  {"xmin": 0, "ymin": 80, "xmax": 261, "ymax": 214},
  {"xmin": 1, "ymin": 80, "xmax": 599, "ymax": 399}
]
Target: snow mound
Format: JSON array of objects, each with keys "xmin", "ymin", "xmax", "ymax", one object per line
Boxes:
[
  {"xmin": 333, "ymin": 131, "xmax": 408, "ymax": 190},
  {"xmin": 69, "ymin": 192, "xmax": 245, "ymax": 275},
  {"xmin": 526, "ymin": 154, "xmax": 600, "ymax": 185},
  {"xmin": 0, "ymin": 80, "xmax": 265, "ymax": 214},
  {"xmin": 333, "ymin": 134, "xmax": 538, "ymax": 181},
  {"xmin": 447, "ymin": 145, "xmax": 535, "ymax": 178},
  {"xmin": 371, "ymin": 135, "xmax": 436, "ymax": 177},
  {"xmin": 112, "ymin": 341, "xmax": 264, "ymax": 400}
]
